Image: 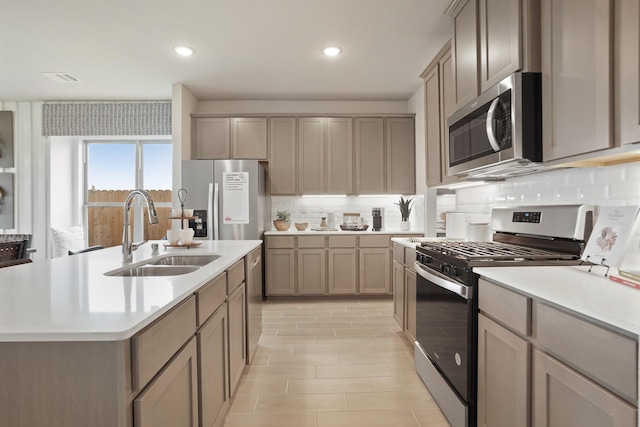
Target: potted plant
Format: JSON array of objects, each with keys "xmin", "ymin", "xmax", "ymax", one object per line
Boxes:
[
  {"xmin": 395, "ymin": 197, "xmax": 413, "ymax": 231},
  {"xmin": 273, "ymin": 210, "xmax": 291, "ymax": 231}
]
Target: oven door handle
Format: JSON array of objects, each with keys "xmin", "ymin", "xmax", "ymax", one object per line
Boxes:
[{"xmin": 414, "ymin": 261, "xmax": 471, "ymax": 300}]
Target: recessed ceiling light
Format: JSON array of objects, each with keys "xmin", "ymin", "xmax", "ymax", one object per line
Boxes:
[
  {"xmin": 322, "ymin": 46, "xmax": 342, "ymax": 57},
  {"xmin": 173, "ymin": 46, "xmax": 195, "ymax": 57}
]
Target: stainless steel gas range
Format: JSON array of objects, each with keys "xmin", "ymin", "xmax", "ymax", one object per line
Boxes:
[{"xmin": 413, "ymin": 205, "xmax": 594, "ymax": 427}]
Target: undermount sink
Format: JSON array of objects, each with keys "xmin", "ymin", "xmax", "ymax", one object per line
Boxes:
[
  {"xmin": 106, "ymin": 265, "xmax": 200, "ymax": 277},
  {"xmin": 149, "ymin": 255, "xmax": 220, "ymax": 267},
  {"xmin": 105, "ymin": 254, "xmax": 220, "ymax": 277}
]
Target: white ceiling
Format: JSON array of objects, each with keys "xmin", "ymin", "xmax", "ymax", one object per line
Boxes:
[{"xmin": 1, "ymin": 0, "xmax": 453, "ymax": 102}]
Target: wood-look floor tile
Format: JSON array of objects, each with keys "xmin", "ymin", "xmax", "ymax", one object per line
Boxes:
[
  {"xmin": 313, "ymin": 336, "xmax": 377, "ymax": 346},
  {"xmin": 292, "ymin": 343, "xmax": 362, "ymax": 355},
  {"xmin": 287, "ymin": 378, "xmax": 372, "ymax": 394},
  {"xmin": 258, "ymin": 336, "xmax": 317, "ymax": 346},
  {"xmin": 226, "ymin": 395, "xmax": 258, "ymax": 413},
  {"xmin": 316, "ymin": 364, "xmax": 394, "ymax": 379},
  {"xmin": 223, "ymin": 412, "xmax": 318, "ymax": 427},
  {"xmin": 254, "ymin": 393, "xmax": 348, "ymax": 413},
  {"xmin": 413, "ymin": 408, "xmax": 452, "ymax": 426},
  {"xmin": 235, "ymin": 379, "xmax": 288, "ymax": 395},
  {"xmin": 334, "ymin": 327, "xmax": 393, "ymax": 336},
  {"xmin": 317, "ymin": 410, "xmax": 420, "ymax": 427},
  {"xmin": 296, "ymin": 322, "xmax": 354, "ymax": 329},
  {"xmin": 267, "ymin": 353, "xmax": 341, "ymax": 366},
  {"xmin": 369, "ymin": 376, "xmax": 433, "ymax": 392},
  {"xmin": 263, "ymin": 316, "xmax": 317, "ymax": 323},
  {"xmin": 339, "ymin": 351, "xmax": 411, "ymax": 365},
  {"xmin": 314, "ymin": 315, "xmax": 368, "ymax": 323},
  {"xmin": 346, "ymin": 391, "xmax": 438, "ymax": 411},
  {"xmin": 242, "ymin": 365, "xmax": 316, "ymax": 380},
  {"xmin": 282, "ymin": 310, "xmax": 334, "ymax": 317},
  {"xmin": 276, "ymin": 328, "xmax": 336, "ymax": 337}
]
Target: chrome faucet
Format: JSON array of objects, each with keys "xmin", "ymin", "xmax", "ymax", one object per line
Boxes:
[{"xmin": 122, "ymin": 189, "xmax": 159, "ymax": 263}]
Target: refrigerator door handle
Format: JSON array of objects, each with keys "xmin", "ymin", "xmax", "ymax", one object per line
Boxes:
[{"xmin": 212, "ymin": 183, "xmax": 220, "ymax": 240}]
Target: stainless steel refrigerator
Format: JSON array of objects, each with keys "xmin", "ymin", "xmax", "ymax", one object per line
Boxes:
[{"xmin": 181, "ymin": 160, "xmax": 270, "ymax": 241}]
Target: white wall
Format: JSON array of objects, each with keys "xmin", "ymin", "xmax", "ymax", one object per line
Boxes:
[
  {"xmin": 171, "ymin": 84, "xmax": 199, "ymax": 212},
  {"xmin": 49, "ymin": 137, "xmax": 82, "ymax": 230},
  {"xmin": 197, "ymin": 100, "xmax": 409, "ymax": 115}
]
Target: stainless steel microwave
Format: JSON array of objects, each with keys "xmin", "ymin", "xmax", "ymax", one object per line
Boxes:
[{"xmin": 447, "ymin": 72, "xmax": 543, "ymax": 180}]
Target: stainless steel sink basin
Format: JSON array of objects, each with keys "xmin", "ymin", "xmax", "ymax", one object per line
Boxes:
[
  {"xmin": 150, "ymin": 255, "xmax": 220, "ymax": 267},
  {"xmin": 106, "ymin": 265, "xmax": 201, "ymax": 277}
]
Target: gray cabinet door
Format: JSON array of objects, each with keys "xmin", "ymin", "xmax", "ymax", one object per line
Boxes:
[
  {"xmin": 424, "ymin": 64, "xmax": 443, "ymax": 186},
  {"xmin": 328, "ymin": 248, "xmax": 357, "ymax": 294},
  {"xmin": 533, "ymin": 349, "xmax": 636, "ymax": 427},
  {"xmin": 541, "ymin": 0, "xmax": 613, "ymax": 160},
  {"xmin": 269, "ymin": 118, "xmax": 297, "ymax": 195},
  {"xmin": 392, "ymin": 260, "xmax": 405, "ymax": 328},
  {"xmin": 326, "ymin": 118, "xmax": 353, "ymax": 194},
  {"xmin": 194, "ymin": 118, "xmax": 230, "ymax": 159},
  {"xmin": 198, "ymin": 305, "xmax": 228, "ymax": 427},
  {"xmin": 265, "ymin": 249, "xmax": 295, "ymax": 295},
  {"xmin": 232, "ymin": 118, "xmax": 267, "ymax": 160},
  {"xmin": 298, "ymin": 117, "xmax": 326, "ymax": 194},
  {"xmin": 477, "ymin": 313, "xmax": 530, "ymax": 427},
  {"xmin": 453, "ymin": 0, "xmax": 480, "ymax": 109},
  {"xmin": 386, "ymin": 117, "xmax": 415, "ymax": 194},
  {"xmin": 298, "ymin": 248, "xmax": 327, "ymax": 295},
  {"xmin": 615, "ymin": 0, "xmax": 640, "ymax": 145},
  {"xmin": 134, "ymin": 337, "xmax": 199, "ymax": 427},
  {"xmin": 359, "ymin": 248, "xmax": 391, "ymax": 294},
  {"xmin": 355, "ymin": 118, "xmax": 385, "ymax": 194},
  {"xmin": 227, "ymin": 283, "xmax": 246, "ymax": 395},
  {"xmin": 404, "ymin": 268, "xmax": 416, "ymax": 342}
]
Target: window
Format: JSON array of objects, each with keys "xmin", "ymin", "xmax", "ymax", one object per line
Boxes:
[{"xmin": 84, "ymin": 139, "xmax": 172, "ymax": 248}]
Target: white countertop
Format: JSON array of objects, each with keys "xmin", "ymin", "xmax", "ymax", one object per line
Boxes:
[
  {"xmin": 265, "ymin": 229, "xmax": 424, "ymax": 236},
  {"xmin": 0, "ymin": 240, "xmax": 261, "ymax": 342},
  {"xmin": 391, "ymin": 236, "xmax": 448, "ymax": 249},
  {"xmin": 475, "ymin": 265, "xmax": 640, "ymax": 337}
]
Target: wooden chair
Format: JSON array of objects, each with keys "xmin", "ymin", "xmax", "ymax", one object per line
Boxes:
[
  {"xmin": 0, "ymin": 240, "xmax": 27, "ymax": 262},
  {"xmin": 0, "ymin": 258, "xmax": 33, "ymax": 268}
]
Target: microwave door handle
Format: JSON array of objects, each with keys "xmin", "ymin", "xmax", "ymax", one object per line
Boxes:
[{"xmin": 485, "ymin": 97, "xmax": 502, "ymax": 152}]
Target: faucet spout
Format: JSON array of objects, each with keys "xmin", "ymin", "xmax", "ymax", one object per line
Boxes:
[{"xmin": 122, "ymin": 189, "xmax": 159, "ymax": 263}]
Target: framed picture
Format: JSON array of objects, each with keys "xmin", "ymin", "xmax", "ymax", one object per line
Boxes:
[
  {"xmin": 0, "ymin": 111, "xmax": 14, "ymax": 168},
  {"xmin": 0, "ymin": 173, "xmax": 14, "ymax": 229}
]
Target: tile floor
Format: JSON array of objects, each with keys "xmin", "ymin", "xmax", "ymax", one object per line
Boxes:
[{"xmin": 222, "ymin": 299, "xmax": 451, "ymax": 427}]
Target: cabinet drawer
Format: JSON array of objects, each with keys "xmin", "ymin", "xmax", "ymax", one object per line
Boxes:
[
  {"xmin": 266, "ymin": 236, "xmax": 294, "ymax": 249},
  {"xmin": 393, "ymin": 243, "xmax": 405, "ymax": 264},
  {"xmin": 359, "ymin": 235, "xmax": 390, "ymax": 248},
  {"xmin": 132, "ymin": 295, "xmax": 197, "ymax": 391},
  {"xmin": 479, "ymin": 279, "xmax": 531, "ymax": 336},
  {"xmin": 197, "ymin": 272, "xmax": 227, "ymax": 327},
  {"xmin": 535, "ymin": 302, "xmax": 638, "ymax": 403},
  {"xmin": 329, "ymin": 235, "xmax": 356, "ymax": 248},
  {"xmin": 227, "ymin": 259, "xmax": 245, "ymax": 294},
  {"xmin": 298, "ymin": 236, "xmax": 325, "ymax": 248}
]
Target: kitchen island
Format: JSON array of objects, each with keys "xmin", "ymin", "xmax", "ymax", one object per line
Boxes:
[{"xmin": 0, "ymin": 240, "xmax": 262, "ymax": 427}]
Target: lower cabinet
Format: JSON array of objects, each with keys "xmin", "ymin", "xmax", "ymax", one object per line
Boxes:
[
  {"xmin": 328, "ymin": 248, "xmax": 357, "ymax": 294},
  {"xmin": 266, "ymin": 249, "xmax": 295, "ymax": 295},
  {"xmin": 197, "ymin": 304, "xmax": 228, "ymax": 427},
  {"xmin": 298, "ymin": 248, "xmax": 326, "ymax": 294},
  {"xmin": 404, "ymin": 268, "xmax": 416, "ymax": 342},
  {"xmin": 477, "ymin": 313, "xmax": 530, "ymax": 427},
  {"xmin": 392, "ymin": 260, "xmax": 405, "ymax": 328},
  {"xmin": 359, "ymin": 248, "xmax": 391, "ymax": 294},
  {"xmin": 533, "ymin": 349, "xmax": 636, "ymax": 427},
  {"xmin": 134, "ymin": 337, "xmax": 199, "ymax": 427},
  {"xmin": 227, "ymin": 283, "xmax": 247, "ymax": 396}
]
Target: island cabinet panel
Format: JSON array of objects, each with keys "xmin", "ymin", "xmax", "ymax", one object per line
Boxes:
[
  {"xmin": 0, "ymin": 340, "xmax": 131, "ymax": 427},
  {"xmin": 134, "ymin": 337, "xmax": 199, "ymax": 427},
  {"xmin": 392, "ymin": 260, "xmax": 406, "ymax": 328},
  {"xmin": 533, "ymin": 349, "xmax": 636, "ymax": 427},
  {"xmin": 227, "ymin": 283, "xmax": 246, "ymax": 395},
  {"xmin": 198, "ymin": 305, "xmax": 229, "ymax": 427},
  {"xmin": 132, "ymin": 295, "xmax": 197, "ymax": 391},
  {"xmin": 355, "ymin": 118, "xmax": 385, "ymax": 194},
  {"xmin": 197, "ymin": 272, "xmax": 227, "ymax": 327},
  {"xmin": 227, "ymin": 258, "xmax": 245, "ymax": 294},
  {"xmin": 269, "ymin": 117, "xmax": 297, "ymax": 195},
  {"xmin": 477, "ymin": 313, "xmax": 531, "ymax": 427}
]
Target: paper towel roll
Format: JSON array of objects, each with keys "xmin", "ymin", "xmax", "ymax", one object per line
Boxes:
[{"xmin": 446, "ymin": 212, "xmax": 466, "ymax": 240}]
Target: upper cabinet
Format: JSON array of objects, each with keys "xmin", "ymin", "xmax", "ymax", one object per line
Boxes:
[
  {"xmin": 540, "ymin": 0, "xmax": 613, "ymax": 161},
  {"xmin": 615, "ymin": 0, "xmax": 640, "ymax": 146},
  {"xmin": 298, "ymin": 117, "xmax": 353, "ymax": 195},
  {"xmin": 422, "ymin": 42, "xmax": 461, "ymax": 187},
  {"xmin": 355, "ymin": 117, "xmax": 416, "ymax": 195},
  {"xmin": 451, "ymin": 0, "xmax": 540, "ymax": 109},
  {"xmin": 269, "ymin": 118, "xmax": 297, "ymax": 195},
  {"xmin": 193, "ymin": 117, "xmax": 267, "ymax": 160}
]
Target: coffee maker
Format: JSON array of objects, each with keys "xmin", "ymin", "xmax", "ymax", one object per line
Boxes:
[{"xmin": 372, "ymin": 208, "xmax": 382, "ymax": 231}]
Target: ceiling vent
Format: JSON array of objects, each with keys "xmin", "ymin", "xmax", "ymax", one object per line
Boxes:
[{"xmin": 43, "ymin": 72, "xmax": 81, "ymax": 83}]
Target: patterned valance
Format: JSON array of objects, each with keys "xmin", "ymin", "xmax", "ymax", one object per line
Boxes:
[{"xmin": 42, "ymin": 102, "xmax": 171, "ymax": 136}]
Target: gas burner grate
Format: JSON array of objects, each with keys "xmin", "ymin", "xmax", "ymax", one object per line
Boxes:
[{"xmin": 419, "ymin": 240, "xmax": 578, "ymax": 262}]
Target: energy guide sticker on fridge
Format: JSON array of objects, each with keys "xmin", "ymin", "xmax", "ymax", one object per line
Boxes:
[{"xmin": 222, "ymin": 172, "xmax": 250, "ymax": 224}]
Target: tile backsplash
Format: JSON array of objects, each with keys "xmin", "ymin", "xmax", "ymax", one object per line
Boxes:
[
  {"xmin": 271, "ymin": 195, "xmax": 424, "ymax": 232},
  {"xmin": 454, "ymin": 161, "xmax": 640, "ymax": 269}
]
